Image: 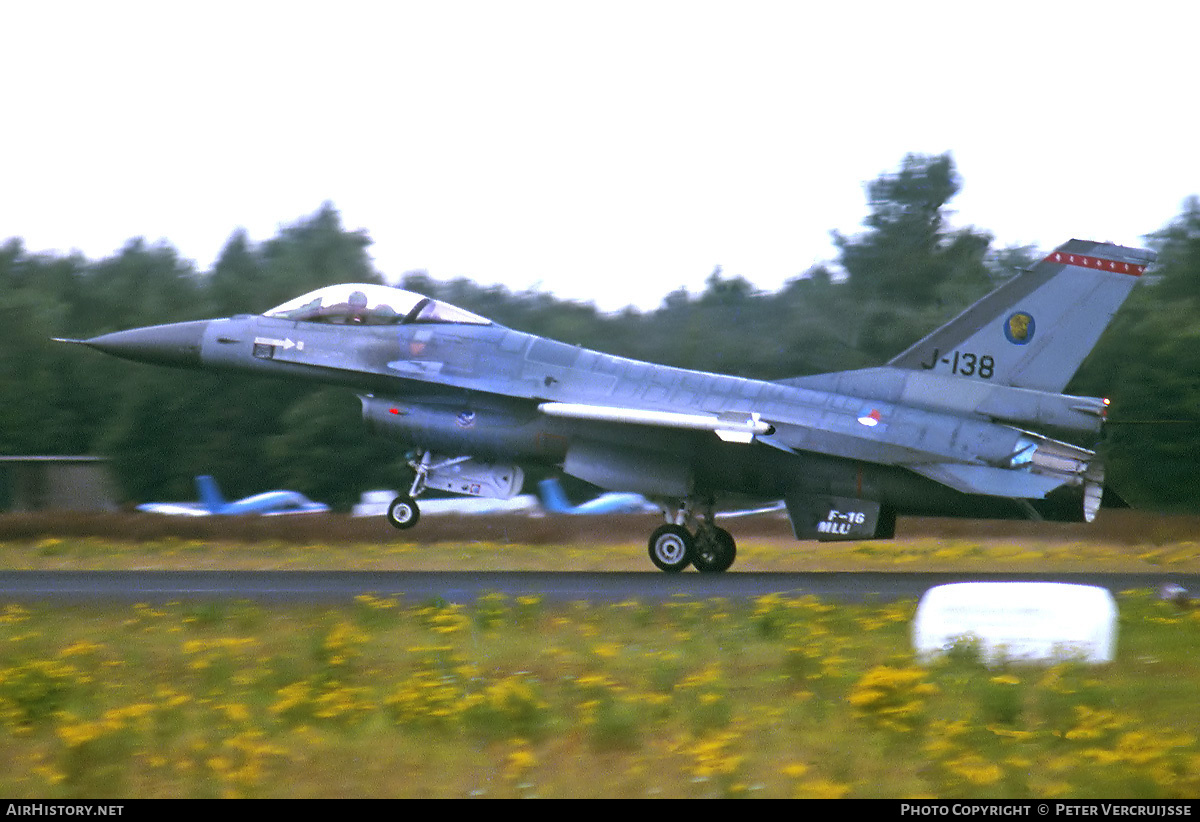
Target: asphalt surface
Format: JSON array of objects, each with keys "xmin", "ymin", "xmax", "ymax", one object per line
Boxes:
[
  {"xmin": 2, "ymin": 570, "xmax": 1197, "ymax": 604},
  {"xmin": 4, "ymin": 509, "xmax": 1200, "ymax": 605}
]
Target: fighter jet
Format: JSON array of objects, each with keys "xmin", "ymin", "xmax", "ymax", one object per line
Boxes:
[{"xmin": 59, "ymin": 239, "xmax": 1154, "ymax": 573}]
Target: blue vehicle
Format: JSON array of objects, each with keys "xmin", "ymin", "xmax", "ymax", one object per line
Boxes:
[
  {"xmin": 136, "ymin": 475, "xmax": 330, "ymax": 516},
  {"xmin": 536, "ymin": 478, "xmax": 659, "ymax": 515}
]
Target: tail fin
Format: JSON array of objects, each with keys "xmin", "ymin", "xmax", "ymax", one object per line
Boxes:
[
  {"xmin": 888, "ymin": 239, "xmax": 1155, "ymax": 392},
  {"xmin": 195, "ymin": 475, "xmax": 227, "ymax": 513},
  {"xmin": 536, "ymin": 478, "xmax": 574, "ymax": 513}
]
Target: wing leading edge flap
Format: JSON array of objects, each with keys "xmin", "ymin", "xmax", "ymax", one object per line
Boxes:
[
  {"xmin": 906, "ymin": 463, "xmax": 1067, "ymax": 499},
  {"xmin": 538, "ymin": 402, "xmax": 773, "ymax": 443}
]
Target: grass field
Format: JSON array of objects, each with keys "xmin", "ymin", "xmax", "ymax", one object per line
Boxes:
[
  {"xmin": 1, "ymin": 509, "xmax": 1199, "ymax": 798},
  {"xmin": 3, "ymin": 508, "xmax": 1200, "ymax": 573}
]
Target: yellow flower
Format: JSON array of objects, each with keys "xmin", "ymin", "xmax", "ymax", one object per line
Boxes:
[
  {"xmin": 591, "ymin": 642, "xmax": 620, "ymax": 659},
  {"xmin": 0, "ymin": 604, "xmax": 31, "ymax": 625},
  {"xmin": 505, "ymin": 743, "xmax": 537, "ymax": 781},
  {"xmin": 684, "ymin": 731, "xmax": 743, "ymax": 778},
  {"xmin": 848, "ymin": 665, "xmax": 938, "ymax": 732},
  {"xmin": 55, "ymin": 718, "xmax": 103, "ymax": 747},
  {"xmin": 947, "ymin": 754, "xmax": 1004, "ymax": 786},
  {"xmin": 223, "ymin": 702, "xmax": 251, "ymax": 723},
  {"xmin": 794, "ymin": 778, "xmax": 851, "ymax": 799},
  {"xmin": 57, "ymin": 640, "xmax": 105, "ymax": 658}
]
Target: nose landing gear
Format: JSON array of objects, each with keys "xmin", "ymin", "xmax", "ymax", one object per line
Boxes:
[{"xmin": 386, "ymin": 452, "xmax": 433, "ymax": 530}]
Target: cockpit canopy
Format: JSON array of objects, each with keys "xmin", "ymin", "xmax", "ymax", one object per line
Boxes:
[{"xmin": 263, "ymin": 283, "xmax": 491, "ymax": 326}]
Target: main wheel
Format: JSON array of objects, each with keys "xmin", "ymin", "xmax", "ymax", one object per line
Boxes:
[
  {"xmin": 648, "ymin": 524, "xmax": 693, "ymax": 572},
  {"xmin": 692, "ymin": 526, "xmax": 736, "ymax": 573},
  {"xmin": 387, "ymin": 494, "xmax": 421, "ymax": 530}
]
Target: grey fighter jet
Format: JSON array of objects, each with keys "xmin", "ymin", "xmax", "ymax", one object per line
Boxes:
[{"xmin": 61, "ymin": 239, "xmax": 1154, "ymax": 573}]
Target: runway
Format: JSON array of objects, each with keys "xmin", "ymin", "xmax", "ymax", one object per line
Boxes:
[{"xmin": 2, "ymin": 570, "xmax": 1197, "ymax": 604}]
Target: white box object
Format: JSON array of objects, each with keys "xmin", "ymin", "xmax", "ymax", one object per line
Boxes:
[{"xmin": 912, "ymin": 582, "xmax": 1117, "ymax": 664}]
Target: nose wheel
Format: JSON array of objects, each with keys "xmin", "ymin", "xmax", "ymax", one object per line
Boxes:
[
  {"xmin": 387, "ymin": 451, "xmax": 432, "ymax": 531},
  {"xmin": 387, "ymin": 493, "xmax": 421, "ymax": 530}
]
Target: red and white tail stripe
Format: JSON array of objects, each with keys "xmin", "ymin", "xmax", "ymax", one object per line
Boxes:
[{"xmin": 1045, "ymin": 251, "xmax": 1147, "ymax": 276}]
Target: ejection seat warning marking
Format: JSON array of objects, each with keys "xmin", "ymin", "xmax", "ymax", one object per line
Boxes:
[{"xmin": 254, "ymin": 336, "xmax": 303, "ymax": 351}]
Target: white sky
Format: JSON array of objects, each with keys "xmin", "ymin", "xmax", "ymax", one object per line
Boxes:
[{"xmin": 3, "ymin": 1, "xmax": 1197, "ymax": 311}]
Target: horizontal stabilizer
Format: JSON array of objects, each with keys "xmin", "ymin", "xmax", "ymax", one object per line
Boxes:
[{"xmin": 906, "ymin": 463, "xmax": 1066, "ymax": 499}]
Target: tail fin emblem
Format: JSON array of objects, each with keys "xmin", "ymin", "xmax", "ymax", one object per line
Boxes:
[{"xmin": 1005, "ymin": 312, "xmax": 1035, "ymax": 345}]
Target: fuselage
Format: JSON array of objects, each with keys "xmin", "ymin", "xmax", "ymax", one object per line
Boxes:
[{"xmin": 83, "ymin": 301, "xmax": 1091, "ymax": 524}]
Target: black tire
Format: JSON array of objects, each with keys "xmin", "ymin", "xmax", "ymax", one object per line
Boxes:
[
  {"xmin": 387, "ymin": 494, "xmax": 421, "ymax": 530},
  {"xmin": 648, "ymin": 524, "xmax": 693, "ymax": 572},
  {"xmin": 692, "ymin": 526, "xmax": 736, "ymax": 573}
]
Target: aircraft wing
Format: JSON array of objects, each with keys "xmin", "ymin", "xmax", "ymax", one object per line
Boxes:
[
  {"xmin": 135, "ymin": 503, "xmax": 211, "ymax": 516},
  {"xmin": 538, "ymin": 398, "xmax": 938, "ymax": 467},
  {"xmin": 539, "ymin": 400, "xmax": 1085, "ymax": 503}
]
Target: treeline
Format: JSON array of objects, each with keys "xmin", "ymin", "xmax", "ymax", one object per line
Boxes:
[{"xmin": 2, "ymin": 154, "xmax": 1198, "ymax": 511}]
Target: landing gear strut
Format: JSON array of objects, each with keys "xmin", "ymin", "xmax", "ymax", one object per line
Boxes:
[
  {"xmin": 646, "ymin": 500, "xmax": 737, "ymax": 573},
  {"xmin": 387, "ymin": 451, "xmax": 435, "ymax": 531}
]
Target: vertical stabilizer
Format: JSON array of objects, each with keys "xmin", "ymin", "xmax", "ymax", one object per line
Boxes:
[
  {"xmin": 536, "ymin": 478, "xmax": 574, "ymax": 513},
  {"xmin": 888, "ymin": 240, "xmax": 1154, "ymax": 392},
  {"xmin": 195, "ymin": 475, "xmax": 227, "ymax": 514}
]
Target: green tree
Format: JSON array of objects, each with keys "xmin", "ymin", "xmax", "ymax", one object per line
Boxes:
[
  {"xmin": 6, "ymin": 181, "xmax": 1197, "ymax": 515},
  {"xmin": 256, "ymin": 202, "xmax": 382, "ymax": 310},
  {"xmin": 99, "ymin": 373, "xmax": 190, "ymax": 502},
  {"xmin": 1146, "ymin": 196, "xmax": 1200, "ymax": 302},
  {"xmin": 207, "ymin": 228, "xmax": 265, "ymax": 316},
  {"xmin": 72, "ymin": 239, "xmax": 204, "ymax": 333},
  {"xmin": 831, "ymin": 153, "xmax": 994, "ymax": 360},
  {"xmin": 264, "ymin": 389, "xmax": 404, "ymax": 510},
  {"xmin": 0, "ymin": 243, "xmax": 112, "ymax": 454},
  {"xmin": 1073, "ymin": 198, "xmax": 1200, "ymax": 510}
]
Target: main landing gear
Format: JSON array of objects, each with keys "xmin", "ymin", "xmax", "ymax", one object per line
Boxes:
[
  {"xmin": 387, "ymin": 455, "xmax": 738, "ymax": 574},
  {"xmin": 647, "ymin": 502, "xmax": 737, "ymax": 574}
]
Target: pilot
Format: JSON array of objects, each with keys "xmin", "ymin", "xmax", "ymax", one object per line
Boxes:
[
  {"xmin": 320, "ymin": 290, "xmax": 370, "ymax": 323},
  {"xmin": 347, "ymin": 290, "xmax": 369, "ymax": 323}
]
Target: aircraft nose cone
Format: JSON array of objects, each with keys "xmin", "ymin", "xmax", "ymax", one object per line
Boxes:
[{"xmin": 81, "ymin": 319, "xmax": 210, "ymax": 368}]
